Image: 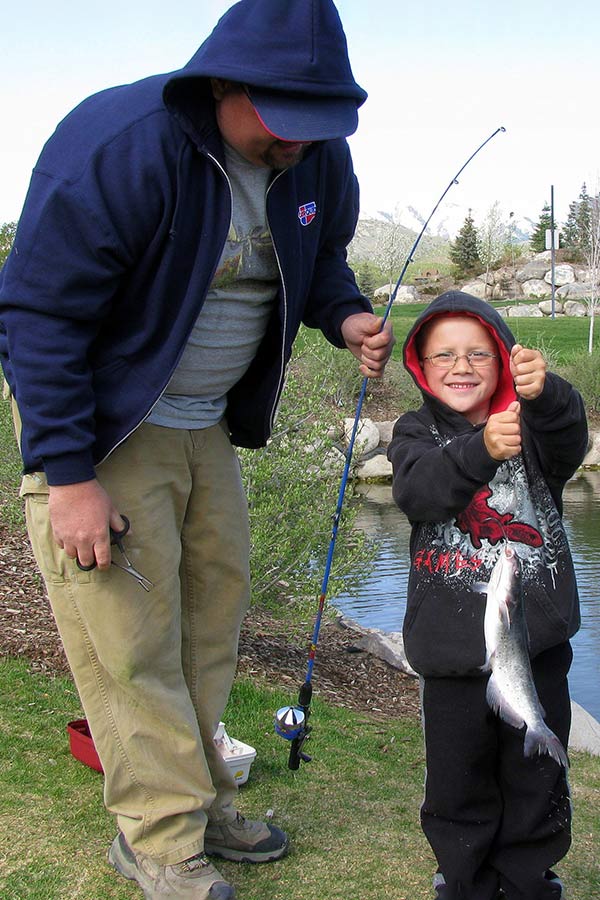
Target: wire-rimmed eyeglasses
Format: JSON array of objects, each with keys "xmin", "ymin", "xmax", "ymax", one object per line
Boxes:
[{"xmin": 422, "ymin": 351, "xmax": 497, "ymax": 368}]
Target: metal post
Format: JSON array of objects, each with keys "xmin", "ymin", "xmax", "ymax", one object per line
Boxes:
[{"xmin": 551, "ymin": 185, "xmax": 556, "ymax": 319}]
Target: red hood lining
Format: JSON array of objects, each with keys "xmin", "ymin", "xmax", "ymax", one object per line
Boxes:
[{"xmin": 404, "ymin": 311, "xmax": 516, "ymax": 417}]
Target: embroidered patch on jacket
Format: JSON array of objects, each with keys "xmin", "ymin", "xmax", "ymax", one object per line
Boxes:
[{"xmin": 298, "ymin": 201, "xmax": 317, "ymax": 226}]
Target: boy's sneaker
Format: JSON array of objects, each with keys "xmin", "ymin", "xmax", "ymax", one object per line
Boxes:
[
  {"xmin": 433, "ymin": 871, "xmax": 447, "ymax": 898},
  {"xmin": 545, "ymin": 870, "xmax": 566, "ymax": 898},
  {"xmin": 204, "ymin": 812, "xmax": 288, "ymax": 863},
  {"xmin": 108, "ymin": 832, "xmax": 235, "ymax": 899},
  {"xmin": 498, "ymin": 872, "xmax": 564, "ymax": 899}
]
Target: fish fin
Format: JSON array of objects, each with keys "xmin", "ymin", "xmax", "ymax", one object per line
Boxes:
[
  {"xmin": 499, "ymin": 602, "xmax": 511, "ymax": 629},
  {"xmin": 523, "ymin": 725, "xmax": 570, "ymax": 770},
  {"xmin": 486, "ymin": 675, "xmax": 525, "ymax": 730},
  {"xmin": 480, "ymin": 649, "xmax": 494, "ymax": 674}
]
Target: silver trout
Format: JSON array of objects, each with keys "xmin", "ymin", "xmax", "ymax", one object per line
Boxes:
[{"xmin": 481, "ymin": 544, "xmax": 569, "ymax": 768}]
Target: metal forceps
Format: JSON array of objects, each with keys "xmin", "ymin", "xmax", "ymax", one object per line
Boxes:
[{"xmin": 77, "ymin": 515, "xmax": 154, "ymax": 591}]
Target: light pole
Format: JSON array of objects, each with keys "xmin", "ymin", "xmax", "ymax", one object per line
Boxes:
[{"xmin": 550, "ymin": 185, "xmax": 556, "ymax": 320}]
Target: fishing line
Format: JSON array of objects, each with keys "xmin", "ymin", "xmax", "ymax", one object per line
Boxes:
[{"xmin": 275, "ymin": 125, "xmax": 507, "ymax": 770}]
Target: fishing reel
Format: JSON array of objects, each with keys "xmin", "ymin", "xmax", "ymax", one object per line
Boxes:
[{"xmin": 274, "ymin": 681, "xmax": 313, "ymax": 770}]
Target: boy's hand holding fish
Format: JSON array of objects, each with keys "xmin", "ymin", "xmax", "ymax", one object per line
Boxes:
[
  {"xmin": 484, "ymin": 345, "xmax": 546, "ymax": 460},
  {"xmin": 484, "ymin": 401, "xmax": 522, "ymax": 460},
  {"xmin": 510, "ymin": 343, "xmax": 546, "ymax": 400}
]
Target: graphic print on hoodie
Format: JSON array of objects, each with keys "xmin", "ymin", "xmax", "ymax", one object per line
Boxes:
[{"xmin": 387, "ymin": 291, "xmax": 586, "ymax": 678}]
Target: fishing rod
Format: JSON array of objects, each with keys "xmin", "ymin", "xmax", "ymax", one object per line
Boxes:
[{"xmin": 274, "ymin": 125, "xmax": 507, "ymax": 770}]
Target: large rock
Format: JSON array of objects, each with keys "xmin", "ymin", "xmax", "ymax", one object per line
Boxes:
[
  {"xmin": 374, "ymin": 284, "xmax": 419, "ymax": 303},
  {"xmin": 461, "ymin": 280, "xmax": 488, "ymax": 299},
  {"xmin": 335, "ymin": 615, "xmax": 418, "ymax": 677},
  {"xmin": 538, "ymin": 299, "xmax": 564, "ymax": 315},
  {"xmin": 355, "ymin": 453, "xmax": 393, "ymax": 481},
  {"xmin": 582, "ymin": 431, "xmax": 600, "ymax": 467},
  {"xmin": 491, "ymin": 266, "xmax": 514, "ymax": 285},
  {"xmin": 394, "ymin": 284, "xmax": 419, "ymax": 303},
  {"xmin": 377, "ymin": 421, "xmax": 396, "ymax": 446},
  {"xmin": 557, "ymin": 282, "xmax": 596, "ymax": 300},
  {"xmin": 544, "ymin": 264, "xmax": 575, "ymax": 286},
  {"xmin": 522, "ymin": 279, "xmax": 551, "ymax": 298},
  {"xmin": 507, "ymin": 304, "xmax": 543, "ymax": 317},
  {"xmin": 563, "ymin": 300, "xmax": 587, "ymax": 317},
  {"xmin": 344, "ymin": 417, "xmax": 380, "ymax": 454},
  {"xmin": 516, "ymin": 259, "xmax": 549, "ymax": 283}
]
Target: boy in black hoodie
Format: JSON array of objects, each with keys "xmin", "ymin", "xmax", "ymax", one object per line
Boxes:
[{"xmin": 387, "ymin": 291, "xmax": 587, "ymax": 900}]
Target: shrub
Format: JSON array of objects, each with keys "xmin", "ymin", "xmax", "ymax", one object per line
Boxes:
[
  {"xmin": 239, "ymin": 336, "xmax": 373, "ymax": 607},
  {"xmin": 555, "ymin": 349, "xmax": 600, "ymax": 415}
]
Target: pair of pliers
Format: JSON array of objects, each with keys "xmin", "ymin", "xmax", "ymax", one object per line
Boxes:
[{"xmin": 76, "ymin": 515, "xmax": 154, "ymax": 592}]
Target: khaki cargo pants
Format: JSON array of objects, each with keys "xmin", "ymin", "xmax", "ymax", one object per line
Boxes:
[{"xmin": 21, "ymin": 421, "xmax": 250, "ymax": 864}]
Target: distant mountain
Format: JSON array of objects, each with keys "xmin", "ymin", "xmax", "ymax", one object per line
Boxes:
[
  {"xmin": 348, "ymin": 214, "xmax": 449, "ymax": 265},
  {"xmin": 358, "ymin": 202, "xmax": 535, "ymax": 243}
]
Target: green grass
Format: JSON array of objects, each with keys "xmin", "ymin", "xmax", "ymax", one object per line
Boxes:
[
  {"xmin": 0, "ymin": 657, "xmax": 599, "ymax": 899},
  {"xmin": 0, "ymin": 394, "xmax": 24, "ymax": 528},
  {"xmin": 1, "ymin": 331, "xmax": 599, "ymax": 898},
  {"xmin": 385, "ymin": 304, "xmax": 600, "ymax": 365}
]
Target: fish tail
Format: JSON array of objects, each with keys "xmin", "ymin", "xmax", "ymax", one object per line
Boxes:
[
  {"xmin": 486, "ymin": 675, "xmax": 525, "ymax": 730},
  {"xmin": 524, "ymin": 724, "xmax": 570, "ymax": 769}
]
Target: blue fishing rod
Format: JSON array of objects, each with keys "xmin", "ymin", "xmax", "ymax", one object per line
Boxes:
[{"xmin": 275, "ymin": 126, "xmax": 507, "ymax": 769}]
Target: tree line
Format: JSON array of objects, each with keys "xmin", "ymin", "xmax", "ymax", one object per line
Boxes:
[{"xmin": 450, "ymin": 184, "xmax": 600, "ymax": 279}]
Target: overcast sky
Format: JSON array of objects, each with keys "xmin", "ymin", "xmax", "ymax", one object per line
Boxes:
[{"xmin": 2, "ymin": 0, "xmax": 598, "ymax": 228}]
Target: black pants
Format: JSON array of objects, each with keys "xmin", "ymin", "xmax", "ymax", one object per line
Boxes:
[{"xmin": 421, "ymin": 642, "xmax": 572, "ymax": 900}]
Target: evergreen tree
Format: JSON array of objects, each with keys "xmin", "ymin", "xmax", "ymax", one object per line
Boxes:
[
  {"xmin": 562, "ymin": 197, "xmax": 580, "ymax": 253},
  {"xmin": 449, "ymin": 210, "xmax": 480, "ymax": 275},
  {"xmin": 529, "ymin": 202, "xmax": 552, "ymax": 253},
  {"xmin": 562, "ymin": 184, "xmax": 595, "ymax": 260},
  {"xmin": 577, "ymin": 183, "xmax": 593, "ymax": 255},
  {"xmin": 354, "ymin": 262, "xmax": 378, "ymax": 302}
]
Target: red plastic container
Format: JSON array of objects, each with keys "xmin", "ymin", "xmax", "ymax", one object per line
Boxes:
[{"xmin": 66, "ymin": 719, "xmax": 103, "ymax": 773}]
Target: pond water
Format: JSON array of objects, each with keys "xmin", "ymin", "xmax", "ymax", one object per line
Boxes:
[{"xmin": 332, "ymin": 471, "xmax": 600, "ymax": 722}]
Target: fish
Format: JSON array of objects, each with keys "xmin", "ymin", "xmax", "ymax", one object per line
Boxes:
[{"xmin": 480, "ymin": 544, "xmax": 569, "ymax": 768}]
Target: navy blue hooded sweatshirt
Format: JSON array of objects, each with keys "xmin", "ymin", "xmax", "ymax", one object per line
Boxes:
[
  {"xmin": 387, "ymin": 291, "xmax": 588, "ymax": 678},
  {"xmin": 0, "ymin": 0, "xmax": 370, "ymax": 486}
]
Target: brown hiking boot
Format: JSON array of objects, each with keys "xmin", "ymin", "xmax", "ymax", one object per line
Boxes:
[
  {"xmin": 108, "ymin": 832, "xmax": 235, "ymax": 899},
  {"xmin": 204, "ymin": 812, "xmax": 288, "ymax": 863}
]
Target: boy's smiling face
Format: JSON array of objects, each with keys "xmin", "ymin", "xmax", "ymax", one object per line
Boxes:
[{"xmin": 419, "ymin": 315, "xmax": 500, "ymax": 424}]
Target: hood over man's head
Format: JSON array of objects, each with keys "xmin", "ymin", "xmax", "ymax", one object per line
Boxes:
[{"xmin": 163, "ymin": 0, "xmax": 367, "ymax": 143}]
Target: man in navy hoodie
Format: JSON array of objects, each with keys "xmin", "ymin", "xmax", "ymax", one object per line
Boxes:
[{"xmin": 0, "ymin": 1, "xmax": 394, "ymax": 897}]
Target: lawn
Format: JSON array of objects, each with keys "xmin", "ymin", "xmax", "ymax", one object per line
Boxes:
[
  {"xmin": 1, "ymin": 314, "xmax": 599, "ymax": 900},
  {"xmin": 1, "ymin": 657, "xmax": 599, "ymax": 900},
  {"xmin": 384, "ymin": 303, "xmax": 599, "ymax": 364}
]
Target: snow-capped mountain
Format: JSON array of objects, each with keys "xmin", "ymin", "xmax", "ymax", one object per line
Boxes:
[{"xmin": 359, "ymin": 202, "xmax": 534, "ymax": 243}]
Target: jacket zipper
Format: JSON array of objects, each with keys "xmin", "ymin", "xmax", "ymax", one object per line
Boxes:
[
  {"xmin": 265, "ymin": 169, "xmax": 288, "ymax": 433},
  {"xmin": 98, "ymin": 149, "xmax": 233, "ymax": 466}
]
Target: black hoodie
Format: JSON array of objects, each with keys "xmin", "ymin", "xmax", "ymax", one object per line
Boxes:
[{"xmin": 387, "ymin": 291, "xmax": 588, "ymax": 678}]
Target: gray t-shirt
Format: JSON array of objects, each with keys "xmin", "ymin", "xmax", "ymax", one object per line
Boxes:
[{"xmin": 147, "ymin": 143, "xmax": 278, "ymax": 429}]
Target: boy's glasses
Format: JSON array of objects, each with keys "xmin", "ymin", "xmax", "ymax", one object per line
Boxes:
[{"xmin": 423, "ymin": 351, "xmax": 497, "ymax": 368}]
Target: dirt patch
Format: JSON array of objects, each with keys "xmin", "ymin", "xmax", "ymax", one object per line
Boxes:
[{"xmin": 0, "ymin": 523, "xmax": 420, "ymax": 723}]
